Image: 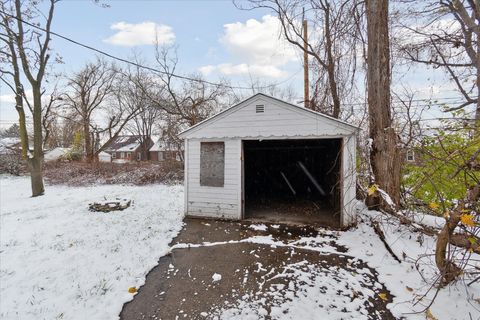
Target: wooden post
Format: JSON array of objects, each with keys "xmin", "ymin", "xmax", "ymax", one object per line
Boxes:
[{"xmin": 303, "ymin": 16, "xmax": 309, "ymax": 109}]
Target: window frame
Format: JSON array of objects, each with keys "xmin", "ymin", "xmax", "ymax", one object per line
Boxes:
[
  {"xmin": 200, "ymin": 141, "xmax": 225, "ymax": 188},
  {"xmin": 406, "ymin": 150, "xmax": 415, "ymax": 162}
]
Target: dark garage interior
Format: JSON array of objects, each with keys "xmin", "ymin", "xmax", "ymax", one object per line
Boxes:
[{"xmin": 243, "ymin": 139, "xmax": 342, "ymax": 227}]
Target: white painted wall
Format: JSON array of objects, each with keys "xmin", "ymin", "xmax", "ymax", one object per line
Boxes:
[
  {"xmin": 183, "ymin": 95, "xmax": 355, "ymax": 140},
  {"xmin": 182, "ymin": 94, "xmax": 358, "ymax": 227},
  {"xmin": 185, "ymin": 139, "xmax": 242, "ymax": 219}
]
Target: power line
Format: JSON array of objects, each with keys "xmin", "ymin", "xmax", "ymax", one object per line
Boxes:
[
  {"xmin": 2, "ymin": 9, "xmax": 478, "ymax": 114},
  {"xmin": 0, "ymin": 9, "xmax": 300, "ymax": 91},
  {"xmin": 342, "ymin": 97, "xmax": 478, "ymax": 107}
]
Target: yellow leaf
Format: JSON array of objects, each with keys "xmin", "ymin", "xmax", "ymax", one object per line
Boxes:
[
  {"xmin": 460, "ymin": 214, "xmax": 476, "ymax": 227},
  {"xmin": 367, "ymin": 184, "xmax": 378, "ymax": 196},
  {"xmin": 378, "ymin": 292, "xmax": 388, "ymax": 301},
  {"xmin": 128, "ymin": 287, "xmax": 137, "ymax": 294},
  {"xmin": 428, "ymin": 202, "xmax": 440, "ymax": 210},
  {"xmin": 426, "ymin": 309, "xmax": 438, "ymax": 320},
  {"xmin": 468, "ymin": 237, "xmax": 477, "ymax": 245}
]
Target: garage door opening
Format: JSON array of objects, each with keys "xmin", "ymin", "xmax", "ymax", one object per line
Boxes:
[{"xmin": 243, "ymin": 139, "xmax": 342, "ymax": 227}]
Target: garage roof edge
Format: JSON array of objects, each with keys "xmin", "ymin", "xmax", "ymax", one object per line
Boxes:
[{"xmin": 178, "ymin": 93, "xmax": 360, "ymax": 138}]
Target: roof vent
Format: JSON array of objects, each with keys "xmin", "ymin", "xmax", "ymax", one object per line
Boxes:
[{"xmin": 256, "ymin": 104, "xmax": 265, "ymax": 113}]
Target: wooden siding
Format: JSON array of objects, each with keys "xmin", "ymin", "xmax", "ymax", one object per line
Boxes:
[
  {"xmin": 182, "ymin": 95, "xmax": 356, "ymax": 140},
  {"xmin": 186, "ymin": 139, "xmax": 242, "ymax": 219},
  {"xmin": 182, "ymin": 94, "xmax": 358, "ymax": 227}
]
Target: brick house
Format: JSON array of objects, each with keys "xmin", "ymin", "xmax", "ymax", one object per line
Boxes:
[
  {"xmin": 149, "ymin": 137, "xmax": 182, "ymax": 162},
  {"xmin": 102, "ymin": 135, "xmax": 154, "ymax": 163}
]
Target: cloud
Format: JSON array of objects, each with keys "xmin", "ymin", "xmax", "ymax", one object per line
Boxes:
[
  {"xmin": 0, "ymin": 90, "xmax": 33, "ymax": 105},
  {"xmin": 221, "ymin": 15, "xmax": 297, "ymax": 66},
  {"xmin": 199, "ymin": 63, "xmax": 288, "ymax": 78},
  {"xmin": 199, "ymin": 15, "xmax": 298, "ymax": 78},
  {"xmin": 0, "ymin": 93, "xmax": 16, "ymax": 104},
  {"xmin": 104, "ymin": 21, "xmax": 175, "ymax": 47},
  {"xmin": 198, "ymin": 65, "xmax": 216, "ymax": 75}
]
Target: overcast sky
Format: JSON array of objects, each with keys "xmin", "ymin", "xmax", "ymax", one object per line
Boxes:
[{"xmin": 0, "ymin": 0, "xmax": 467, "ymax": 128}]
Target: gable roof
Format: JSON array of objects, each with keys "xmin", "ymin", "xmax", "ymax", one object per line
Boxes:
[
  {"xmin": 179, "ymin": 93, "xmax": 359, "ymax": 139},
  {"xmin": 103, "ymin": 135, "xmax": 143, "ymax": 152}
]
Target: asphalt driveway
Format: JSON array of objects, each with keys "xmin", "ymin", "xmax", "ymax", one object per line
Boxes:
[{"xmin": 120, "ymin": 218, "xmax": 395, "ymax": 320}]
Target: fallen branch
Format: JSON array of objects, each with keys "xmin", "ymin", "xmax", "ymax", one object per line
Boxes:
[
  {"xmin": 89, "ymin": 200, "xmax": 131, "ymax": 212},
  {"xmin": 370, "ymin": 218, "xmax": 402, "ymax": 263},
  {"xmin": 367, "ymin": 192, "xmax": 480, "ymax": 254},
  {"xmin": 435, "ymin": 184, "xmax": 480, "ymax": 286},
  {"xmin": 380, "ymin": 209, "xmax": 480, "ymax": 255},
  {"xmin": 449, "ymin": 233, "xmax": 480, "ymax": 255}
]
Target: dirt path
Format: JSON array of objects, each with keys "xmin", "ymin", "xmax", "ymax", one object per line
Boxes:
[{"xmin": 120, "ymin": 219, "xmax": 396, "ymax": 320}]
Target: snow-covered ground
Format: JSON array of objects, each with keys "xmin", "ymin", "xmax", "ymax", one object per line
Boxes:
[
  {"xmin": 0, "ymin": 176, "xmax": 184, "ymax": 320},
  {"xmin": 1, "ymin": 176, "xmax": 478, "ymax": 319},
  {"xmin": 204, "ymin": 205, "xmax": 480, "ymax": 320},
  {"xmin": 338, "ymin": 206, "xmax": 480, "ymax": 320}
]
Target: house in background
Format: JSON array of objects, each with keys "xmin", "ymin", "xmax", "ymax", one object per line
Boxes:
[
  {"xmin": 98, "ymin": 151, "xmax": 112, "ymax": 162},
  {"xmin": 102, "ymin": 135, "xmax": 153, "ymax": 163},
  {"xmin": 44, "ymin": 147, "xmax": 70, "ymax": 161},
  {"xmin": 0, "ymin": 137, "xmax": 21, "ymax": 156},
  {"xmin": 149, "ymin": 137, "xmax": 182, "ymax": 162}
]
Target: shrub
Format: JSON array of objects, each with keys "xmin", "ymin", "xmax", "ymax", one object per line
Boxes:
[{"xmin": 402, "ymin": 129, "xmax": 480, "ymax": 211}]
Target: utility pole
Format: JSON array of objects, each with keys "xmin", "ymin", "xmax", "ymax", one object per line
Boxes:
[{"xmin": 303, "ymin": 10, "xmax": 309, "ymax": 109}]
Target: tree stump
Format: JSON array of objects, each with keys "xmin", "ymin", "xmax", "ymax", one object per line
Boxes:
[{"xmin": 89, "ymin": 199, "xmax": 131, "ymax": 212}]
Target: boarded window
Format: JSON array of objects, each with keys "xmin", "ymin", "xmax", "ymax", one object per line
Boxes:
[{"xmin": 200, "ymin": 142, "xmax": 225, "ymax": 187}]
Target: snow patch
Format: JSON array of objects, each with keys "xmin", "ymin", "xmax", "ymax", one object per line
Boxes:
[
  {"xmin": 212, "ymin": 273, "xmax": 222, "ymax": 282},
  {"xmin": 249, "ymin": 224, "xmax": 268, "ymax": 231}
]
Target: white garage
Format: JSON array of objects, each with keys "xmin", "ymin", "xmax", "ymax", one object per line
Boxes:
[{"xmin": 179, "ymin": 93, "xmax": 359, "ymax": 228}]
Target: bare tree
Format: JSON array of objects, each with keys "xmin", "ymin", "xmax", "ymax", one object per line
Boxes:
[
  {"xmin": 238, "ymin": 0, "xmax": 362, "ymax": 118},
  {"xmin": 233, "ymin": 77, "xmax": 298, "ymax": 104},
  {"xmin": 42, "ymin": 87, "xmax": 63, "ymax": 149},
  {"xmin": 392, "ymin": 88, "xmax": 429, "ymax": 150},
  {"xmin": 121, "ymin": 62, "xmax": 163, "ymax": 160},
  {"xmin": 62, "ymin": 58, "xmax": 116, "ymax": 162},
  {"xmin": 366, "ymin": 0, "xmax": 401, "ymax": 207},
  {"xmin": 91, "ymin": 74, "xmax": 146, "ymax": 158},
  {"xmin": 398, "ymin": 0, "xmax": 480, "ymax": 130},
  {"xmin": 0, "ymin": 0, "xmax": 58, "ymax": 196},
  {"xmin": 151, "ymin": 45, "xmax": 228, "ymax": 127}
]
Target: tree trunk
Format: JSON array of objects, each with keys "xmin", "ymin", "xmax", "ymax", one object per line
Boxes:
[
  {"xmin": 28, "ymin": 157, "xmax": 44, "ymax": 196},
  {"xmin": 435, "ymin": 185, "xmax": 480, "ymax": 285},
  {"xmin": 30, "ymin": 86, "xmax": 45, "ymax": 197},
  {"xmin": 366, "ymin": 0, "xmax": 401, "ymax": 207},
  {"xmin": 16, "ymin": 96, "xmax": 29, "ymax": 160},
  {"xmin": 84, "ymin": 117, "xmax": 93, "ymax": 162},
  {"xmin": 324, "ymin": 6, "xmax": 341, "ymax": 119},
  {"xmin": 476, "ymin": 32, "xmax": 480, "ymax": 131}
]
